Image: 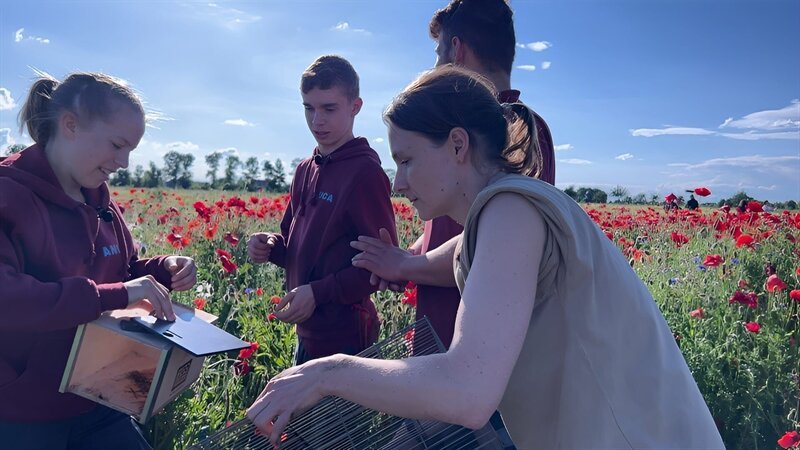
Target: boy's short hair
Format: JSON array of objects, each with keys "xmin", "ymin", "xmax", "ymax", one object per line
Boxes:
[
  {"xmin": 301, "ymin": 55, "xmax": 360, "ymax": 100},
  {"xmin": 429, "ymin": 0, "xmax": 516, "ymax": 75}
]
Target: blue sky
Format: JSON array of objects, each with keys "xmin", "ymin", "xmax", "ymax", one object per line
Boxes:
[{"xmin": 1, "ymin": 0, "xmax": 798, "ymax": 201}]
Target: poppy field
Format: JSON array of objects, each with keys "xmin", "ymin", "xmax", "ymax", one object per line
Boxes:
[{"xmin": 111, "ymin": 188, "xmax": 799, "ymax": 449}]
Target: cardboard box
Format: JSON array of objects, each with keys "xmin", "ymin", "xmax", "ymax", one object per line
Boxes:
[{"xmin": 59, "ymin": 304, "xmax": 247, "ymax": 423}]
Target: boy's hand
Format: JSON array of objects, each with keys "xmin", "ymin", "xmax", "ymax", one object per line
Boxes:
[
  {"xmin": 163, "ymin": 256, "xmax": 197, "ymax": 291},
  {"xmin": 273, "ymin": 285, "xmax": 316, "ymax": 324},
  {"xmin": 124, "ymin": 275, "xmax": 176, "ymax": 321},
  {"xmin": 248, "ymin": 233, "xmax": 276, "ymax": 263}
]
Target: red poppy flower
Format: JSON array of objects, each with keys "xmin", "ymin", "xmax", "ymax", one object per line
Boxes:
[
  {"xmin": 233, "ymin": 359, "xmax": 251, "ymax": 376},
  {"xmin": 267, "ymin": 313, "xmax": 277, "ymax": 321},
  {"xmin": 694, "ymin": 187, "xmax": 711, "ymax": 197},
  {"xmin": 789, "ymin": 290, "xmax": 800, "ymax": 303},
  {"xmin": 216, "ymin": 249, "xmax": 237, "ymax": 273},
  {"xmin": 766, "ymin": 274, "xmax": 788, "ymax": 292},
  {"xmin": 777, "ymin": 430, "xmax": 800, "ymax": 449},
  {"xmin": 670, "ymin": 232, "xmax": 689, "ymax": 247},
  {"xmin": 402, "ymin": 281, "xmax": 418, "ymax": 308},
  {"xmin": 738, "ymin": 279, "xmax": 749, "ymax": 289},
  {"xmin": 702, "ymin": 254, "xmax": 724, "ymax": 267},
  {"xmin": 690, "ymin": 307, "xmax": 704, "ymax": 319},
  {"xmin": 223, "ymin": 232, "xmax": 240, "ymax": 246},
  {"xmin": 167, "ymin": 232, "xmax": 190, "ymax": 249},
  {"xmin": 270, "ymin": 295, "xmax": 281, "ymax": 305},
  {"xmin": 729, "ymin": 291, "xmax": 758, "ymax": 309},
  {"xmin": 255, "ymin": 287, "xmax": 264, "ymax": 296},
  {"xmin": 735, "ymin": 234, "xmax": 754, "ymax": 248},
  {"xmin": 193, "ymin": 297, "xmax": 207, "ymax": 310},
  {"xmin": 238, "ymin": 342, "xmax": 259, "ymax": 360},
  {"xmin": 746, "ymin": 201, "xmax": 763, "ymax": 213},
  {"xmin": 744, "ymin": 322, "xmax": 760, "ymax": 334}
]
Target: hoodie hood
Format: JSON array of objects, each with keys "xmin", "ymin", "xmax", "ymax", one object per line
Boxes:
[
  {"xmin": 0, "ymin": 144, "xmax": 111, "ymax": 211},
  {"xmin": 299, "ymin": 137, "xmax": 380, "ymax": 214}
]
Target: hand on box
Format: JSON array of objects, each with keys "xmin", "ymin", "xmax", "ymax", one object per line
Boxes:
[{"xmin": 124, "ymin": 275, "xmax": 176, "ymax": 321}]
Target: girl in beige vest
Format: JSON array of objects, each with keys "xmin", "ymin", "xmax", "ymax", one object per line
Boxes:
[{"xmin": 247, "ymin": 65, "xmax": 725, "ymax": 449}]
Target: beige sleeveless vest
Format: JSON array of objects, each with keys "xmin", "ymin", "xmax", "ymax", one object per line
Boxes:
[{"xmin": 456, "ymin": 174, "xmax": 724, "ymax": 449}]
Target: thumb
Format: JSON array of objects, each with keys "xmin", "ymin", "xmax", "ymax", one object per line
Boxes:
[
  {"xmin": 165, "ymin": 258, "xmax": 179, "ymax": 274},
  {"xmin": 266, "ymin": 235, "xmax": 277, "ymax": 247},
  {"xmin": 275, "ymin": 291, "xmax": 294, "ymax": 312},
  {"xmin": 379, "ymin": 228, "xmax": 393, "ymax": 244}
]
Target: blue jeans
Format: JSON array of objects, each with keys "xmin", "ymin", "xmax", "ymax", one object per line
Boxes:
[{"xmin": 0, "ymin": 405, "xmax": 151, "ymax": 450}]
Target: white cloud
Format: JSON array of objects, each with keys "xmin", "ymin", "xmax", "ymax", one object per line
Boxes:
[
  {"xmin": 372, "ymin": 137, "xmax": 384, "ymax": 143},
  {"xmin": 541, "ymin": 61, "xmax": 552, "ymax": 70},
  {"xmin": 214, "ymin": 147, "xmax": 239, "ymax": 158},
  {"xmin": 560, "ymin": 158, "xmax": 593, "ymax": 165},
  {"xmin": 517, "ymin": 41, "xmax": 552, "ymax": 52},
  {"xmin": 757, "ymin": 185, "xmax": 777, "ymax": 191},
  {"xmin": 331, "ymin": 22, "xmax": 371, "ymax": 35},
  {"xmin": 13, "ymin": 28, "xmax": 50, "ymax": 44},
  {"xmin": 554, "ymin": 144, "xmax": 573, "ymax": 152},
  {"xmin": 719, "ymin": 100, "xmax": 800, "ymax": 130},
  {"xmin": 166, "ymin": 141, "xmax": 200, "ymax": 152},
  {"xmin": 615, "ymin": 153, "xmax": 634, "ymax": 161},
  {"xmin": 1, "ymin": 128, "xmax": 15, "ymax": 148},
  {"xmin": 202, "ymin": 3, "xmax": 261, "ymax": 29},
  {"xmin": 718, "ymin": 130, "xmax": 799, "ymax": 140},
  {"xmin": 672, "ymin": 154, "xmax": 800, "ymax": 176},
  {"xmin": 630, "ymin": 127, "xmax": 715, "ymax": 137},
  {"xmin": 516, "ymin": 65, "xmax": 536, "ymax": 71},
  {"xmin": 224, "ymin": 118, "xmax": 255, "ymax": 127},
  {"xmin": 0, "ymin": 88, "xmax": 16, "ymax": 110}
]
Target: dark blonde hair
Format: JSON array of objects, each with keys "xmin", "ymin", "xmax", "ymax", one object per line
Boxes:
[
  {"xmin": 300, "ymin": 55, "xmax": 360, "ymax": 100},
  {"xmin": 384, "ymin": 65, "xmax": 541, "ymax": 177},
  {"xmin": 18, "ymin": 72, "xmax": 144, "ymax": 145}
]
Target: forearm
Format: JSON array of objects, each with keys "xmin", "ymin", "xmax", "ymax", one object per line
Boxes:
[
  {"xmin": 316, "ymin": 353, "xmax": 487, "ymax": 429},
  {"xmin": 401, "ymin": 237, "xmax": 458, "ymax": 287}
]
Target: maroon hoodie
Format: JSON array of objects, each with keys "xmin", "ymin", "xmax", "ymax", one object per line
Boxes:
[
  {"xmin": 416, "ymin": 90, "xmax": 555, "ymax": 349},
  {"xmin": 0, "ymin": 144, "xmax": 173, "ymax": 421},
  {"xmin": 268, "ymin": 138, "xmax": 397, "ymax": 350}
]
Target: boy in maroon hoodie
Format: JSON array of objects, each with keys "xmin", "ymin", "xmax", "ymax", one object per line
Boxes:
[
  {"xmin": 247, "ymin": 55, "xmax": 397, "ymax": 364},
  {"xmin": 0, "ymin": 73, "xmax": 196, "ymax": 449}
]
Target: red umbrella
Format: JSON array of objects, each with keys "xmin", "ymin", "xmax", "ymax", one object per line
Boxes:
[
  {"xmin": 694, "ymin": 187, "xmax": 712, "ymax": 197},
  {"xmin": 665, "ymin": 193, "xmax": 677, "ymax": 203}
]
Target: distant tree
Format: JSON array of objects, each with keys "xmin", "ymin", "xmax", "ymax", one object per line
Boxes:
[
  {"xmin": 142, "ymin": 161, "xmax": 162, "ymax": 188},
  {"xmin": 272, "ymin": 159, "xmax": 288, "ymax": 191},
  {"xmin": 563, "ymin": 185, "xmax": 578, "ymax": 201},
  {"xmin": 786, "ymin": 200, "xmax": 798, "ymax": 210},
  {"xmin": 610, "ymin": 185, "xmax": 629, "ymax": 203},
  {"xmin": 577, "ymin": 187, "xmax": 607, "ymax": 204},
  {"xmin": 289, "ymin": 157, "xmax": 303, "ymax": 176},
  {"xmin": 650, "ymin": 194, "xmax": 660, "ymax": 205},
  {"xmin": 110, "ymin": 169, "xmax": 131, "ymax": 186},
  {"xmin": 383, "ymin": 168, "xmax": 396, "ymax": 185},
  {"xmin": 633, "ymin": 193, "xmax": 648, "ymax": 204},
  {"xmin": 222, "ymin": 155, "xmax": 241, "ymax": 190},
  {"xmin": 132, "ymin": 165, "xmax": 144, "ymax": 187},
  {"xmin": 205, "ymin": 152, "xmax": 223, "ymax": 188},
  {"xmin": 718, "ymin": 191, "xmax": 752, "ymax": 208},
  {"xmin": 4, "ymin": 144, "xmax": 26, "ymax": 156},
  {"xmin": 243, "ymin": 156, "xmax": 260, "ymax": 191}
]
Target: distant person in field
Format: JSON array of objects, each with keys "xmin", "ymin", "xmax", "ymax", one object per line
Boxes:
[
  {"xmin": 246, "ymin": 55, "xmax": 397, "ymax": 364},
  {"xmin": 246, "ymin": 65, "xmax": 725, "ymax": 450},
  {"xmin": 737, "ymin": 199, "xmax": 748, "ymax": 213},
  {"xmin": 0, "ymin": 72, "xmax": 197, "ymax": 449},
  {"xmin": 686, "ymin": 194, "xmax": 699, "ymax": 210},
  {"xmin": 354, "ymin": 0, "xmax": 556, "ymax": 352}
]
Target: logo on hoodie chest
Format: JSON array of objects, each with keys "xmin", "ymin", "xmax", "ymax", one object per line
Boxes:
[
  {"xmin": 318, "ymin": 192, "xmax": 334, "ymax": 203},
  {"xmin": 102, "ymin": 244, "xmax": 121, "ymax": 257}
]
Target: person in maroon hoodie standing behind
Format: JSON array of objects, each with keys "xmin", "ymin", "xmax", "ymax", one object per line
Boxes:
[
  {"xmin": 247, "ymin": 55, "xmax": 397, "ymax": 365},
  {"xmin": 354, "ymin": 0, "xmax": 556, "ymax": 352},
  {"xmin": 0, "ymin": 72, "xmax": 197, "ymax": 449}
]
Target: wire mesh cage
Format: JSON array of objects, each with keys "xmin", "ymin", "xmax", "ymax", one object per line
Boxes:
[{"xmin": 190, "ymin": 317, "xmax": 513, "ymax": 450}]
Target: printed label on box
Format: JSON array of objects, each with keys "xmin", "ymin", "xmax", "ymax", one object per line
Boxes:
[{"xmin": 172, "ymin": 360, "xmax": 192, "ymax": 391}]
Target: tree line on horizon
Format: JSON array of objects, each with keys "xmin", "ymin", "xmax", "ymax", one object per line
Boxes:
[{"xmin": 2, "ymin": 144, "xmax": 797, "ymax": 206}]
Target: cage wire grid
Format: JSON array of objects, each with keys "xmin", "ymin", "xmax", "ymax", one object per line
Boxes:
[{"xmin": 190, "ymin": 317, "xmax": 511, "ymax": 450}]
